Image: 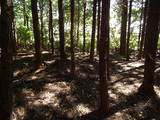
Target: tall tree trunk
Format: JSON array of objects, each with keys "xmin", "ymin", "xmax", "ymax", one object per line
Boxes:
[
  {"xmin": 120, "ymin": 0, "xmax": 128, "ymax": 56},
  {"xmin": 83, "ymin": 1, "xmax": 86, "ymax": 53},
  {"xmin": 0, "ymin": 0, "xmax": 13, "ymax": 119},
  {"xmin": 23, "ymin": 0, "xmax": 26, "ymax": 26},
  {"xmin": 90, "ymin": 0, "xmax": 97, "ymax": 62},
  {"xmin": 96, "ymin": 0, "xmax": 101, "ymax": 54},
  {"xmin": 49, "ymin": 0, "xmax": 54, "ymax": 54},
  {"xmin": 126, "ymin": 0, "xmax": 133, "ymax": 61},
  {"xmin": 99, "ymin": 0, "xmax": 110, "ymax": 113},
  {"xmin": 70, "ymin": 0, "xmax": 75, "ymax": 75},
  {"xmin": 0, "ymin": 2, "xmax": 2, "ymax": 50},
  {"xmin": 138, "ymin": 0, "xmax": 149, "ymax": 59},
  {"xmin": 31, "ymin": 0, "xmax": 41, "ymax": 69},
  {"xmin": 12, "ymin": 9, "xmax": 17, "ymax": 56},
  {"xmin": 39, "ymin": 0, "xmax": 44, "ymax": 50},
  {"xmin": 77, "ymin": 0, "xmax": 80, "ymax": 47},
  {"xmin": 58, "ymin": 0, "xmax": 66, "ymax": 59},
  {"xmin": 137, "ymin": 0, "xmax": 143, "ymax": 53},
  {"xmin": 22, "ymin": 0, "xmax": 27, "ymax": 47},
  {"xmin": 138, "ymin": 0, "xmax": 160, "ymax": 95}
]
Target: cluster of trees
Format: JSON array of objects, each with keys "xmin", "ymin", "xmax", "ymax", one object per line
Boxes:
[{"xmin": 0, "ymin": 0, "xmax": 160, "ymax": 119}]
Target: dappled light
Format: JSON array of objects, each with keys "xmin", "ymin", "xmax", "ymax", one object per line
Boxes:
[
  {"xmin": 9, "ymin": 51, "xmax": 160, "ymax": 119},
  {"xmin": 1, "ymin": 0, "xmax": 160, "ymax": 119}
]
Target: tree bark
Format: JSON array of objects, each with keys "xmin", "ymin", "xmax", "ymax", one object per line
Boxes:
[
  {"xmin": 120, "ymin": 0, "xmax": 128, "ymax": 56},
  {"xmin": 96, "ymin": 0, "xmax": 101, "ymax": 54},
  {"xmin": 83, "ymin": 1, "xmax": 86, "ymax": 53},
  {"xmin": 0, "ymin": 2, "xmax": 2, "ymax": 50},
  {"xmin": 31, "ymin": 0, "xmax": 41, "ymax": 69},
  {"xmin": 99, "ymin": 0, "xmax": 110, "ymax": 113},
  {"xmin": 77, "ymin": 0, "xmax": 80, "ymax": 47},
  {"xmin": 138, "ymin": 0, "xmax": 149, "ymax": 59},
  {"xmin": 23, "ymin": 0, "xmax": 26, "ymax": 26},
  {"xmin": 49, "ymin": 0, "xmax": 54, "ymax": 54},
  {"xmin": 137, "ymin": 0, "xmax": 143, "ymax": 53},
  {"xmin": 58, "ymin": 0, "xmax": 66, "ymax": 59},
  {"xmin": 0, "ymin": 0, "xmax": 13, "ymax": 119},
  {"xmin": 126, "ymin": 0, "xmax": 133, "ymax": 61},
  {"xmin": 90, "ymin": 0, "xmax": 97, "ymax": 62},
  {"xmin": 70, "ymin": 0, "xmax": 75, "ymax": 75},
  {"xmin": 39, "ymin": 0, "xmax": 44, "ymax": 49},
  {"xmin": 12, "ymin": 7, "xmax": 17, "ymax": 56},
  {"xmin": 138, "ymin": 0, "xmax": 160, "ymax": 95}
]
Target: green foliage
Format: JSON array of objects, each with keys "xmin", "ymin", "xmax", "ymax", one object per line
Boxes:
[
  {"xmin": 13, "ymin": 0, "xmax": 145, "ymax": 53},
  {"xmin": 17, "ymin": 25, "xmax": 33, "ymax": 46}
]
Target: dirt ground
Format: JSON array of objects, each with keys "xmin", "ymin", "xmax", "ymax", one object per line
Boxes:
[{"xmin": 11, "ymin": 49, "xmax": 160, "ymax": 120}]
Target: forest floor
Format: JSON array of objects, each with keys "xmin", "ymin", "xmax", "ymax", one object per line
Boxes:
[{"xmin": 11, "ymin": 49, "xmax": 160, "ymax": 120}]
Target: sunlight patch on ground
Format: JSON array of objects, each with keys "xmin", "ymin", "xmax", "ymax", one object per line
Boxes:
[
  {"xmin": 21, "ymin": 54, "xmax": 34, "ymax": 58},
  {"xmin": 120, "ymin": 62, "xmax": 144, "ymax": 71},
  {"xmin": 43, "ymin": 82, "xmax": 72, "ymax": 93},
  {"xmin": 154, "ymin": 86, "xmax": 160, "ymax": 97},
  {"xmin": 12, "ymin": 107, "xmax": 26, "ymax": 120},
  {"xmin": 14, "ymin": 70, "xmax": 21, "ymax": 77},
  {"xmin": 45, "ymin": 59, "xmax": 55, "ymax": 64},
  {"xmin": 30, "ymin": 82, "xmax": 73, "ymax": 107},
  {"xmin": 128, "ymin": 62, "xmax": 144, "ymax": 67},
  {"xmin": 41, "ymin": 51, "xmax": 49, "ymax": 54},
  {"xmin": 113, "ymin": 80, "xmax": 141, "ymax": 95},
  {"xmin": 75, "ymin": 104, "xmax": 92, "ymax": 116},
  {"xmin": 31, "ymin": 75, "xmax": 37, "ymax": 80},
  {"xmin": 34, "ymin": 92, "xmax": 58, "ymax": 106}
]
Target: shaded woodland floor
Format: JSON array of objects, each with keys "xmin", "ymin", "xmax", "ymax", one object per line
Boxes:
[{"xmin": 11, "ymin": 49, "xmax": 160, "ymax": 120}]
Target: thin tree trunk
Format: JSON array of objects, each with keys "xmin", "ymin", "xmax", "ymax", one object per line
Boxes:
[
  {"xmin": 138, "ymin": 0, "xmax": 160, "ymax": 95},
  {"xmin": 126, "ymin": 0, "xmax": 133, "ymax": 61},
  {"xmin": 0, "ymin": 0, "xmax": 13, "ymax": 119},
  {"xmin": 77, "ymin": 0, "xmax": 80, "ymax": 47},
  {"xmin": 137, "ymin": 0, "xmax": 143, "ymax": 53},
  {"xmin": 120, "ymin": 0, "xmax": 128, "ymax": 56},
  {"xmin": 23, "ymin": 0, "xmax": 26, "ymax": 26},
  {"xmin": 12, "ymin": 8, "xmax": 17, "ymax": 56},
  {"xmin": 99, "ymin": 0, "xmax": 110, "ymax": 113},
  {"xmin": 49, "ymin": 0, "xmax": 54, "ymax": 54},
  {"xmin": 138, "ymin": 0, "xmax": 148, "ymax": 59},
  {"xmin": 90, "ymin": 0, "xmax": 97, "ymax": 62},
  {"xmin": 0, "ymin": 3, "xmax": 1, "ymax": 50},
  {"xmin": 58, "ymin": 0, "xmax": 66, "ymax": 59},
  {"xmin": 31, "ymin": 0, "xmax": 41, "ymax": 69},
  {"xmin": 83, "ymin": 1, "xmax": 86, "ymax": 53},
  {"xmin": 39, "ymin": 0, "xmax": 44, "ymax": 49},
  {"xmin": 97, "ymin": 0, "xmax": 101, "ymax": 54},
  {"xmin": 70, "ymin": 0, "xmax": 75, "ymax": 75}
]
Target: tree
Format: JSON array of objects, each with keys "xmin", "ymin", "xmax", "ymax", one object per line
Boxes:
[
  {"xmin": 49, "ymin": 0, "xmax": 54, "ymax": 54},
  {"xmin": 58, "ymin": 0, "xmax": 66, "ymax": 59},
  {"xmin": 39, "ymin": 0, "xmax": 44, "ymax": 49},
  {"xmin": 0, "ymin": 3, "xmax": 1, "ymax": 50},
  {"xmin": 77, "ymin": 0, "xmax": 80, "ymax": 46},
  {"xmin": 99, "ymin": 0, "xmax": 110, "ymax": 112},
  {"xmin": 70, "ymin": 0, "xmax": 75, "ymax": 75},
  {"xmin": 23, "ymin": 0, "xmax": 26, "ymax": 26},
  {"xmin": 120, "ymin": 0, "xmax": 128, "ymax": 56},
  {"xmin": 96, "ymin": 0, "xmax": 101, "ymax": 54},
  {"xmin": 138, "ymin": 0, "xmax": 149, "ymax": 59},
  {"xmin": 126, "ymin": 0, "xmax": 133, "ymax": 60},
  {"xmin": 0, "ymin": 0, "xmax": 13, "ymax": 119},
  {"xmin": 137, "ymin": 0, "xmax": 144, "ymax": 53},
  {"xmin": 138, "ymin": 0, "xmax": 160, "ymax": 95},
  {"xmin": 12, "ymin": 3, "xmax": 17, "ymax": 56},
  {"xmin": 90, "ymin": 0, "xmax": 97, "ymax": 62},
  {"xmin": 83, "ymin": 0, "xmax": 86, "ymax": 53},
  {"xmin": 31, "ymin": 0, "xmax": 41, "ymax": 69}
]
